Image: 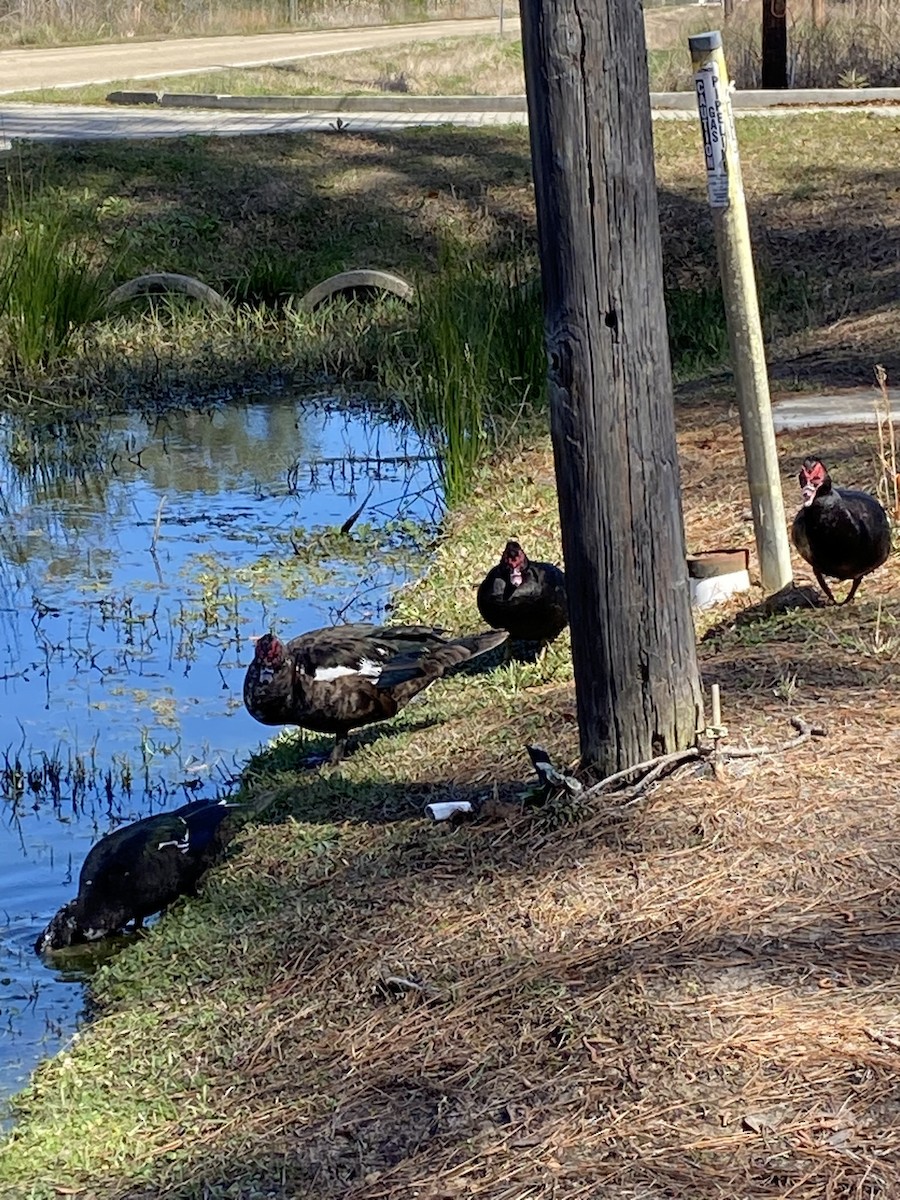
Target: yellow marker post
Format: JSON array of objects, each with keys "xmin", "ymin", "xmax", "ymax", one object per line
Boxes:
[{"xmin": 689, "ymin": 31, "xmax": 793, "ymax": 595}]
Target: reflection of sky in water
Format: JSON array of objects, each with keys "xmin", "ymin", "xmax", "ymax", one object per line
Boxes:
[{"xmin": 0, "ymin": 395, "xmax": 438, "ymax": 1112}]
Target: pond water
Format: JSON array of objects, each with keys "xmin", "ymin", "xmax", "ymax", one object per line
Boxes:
[{"xmin": 0, "ymin": 394, "xmax": 438, "ymax": 1115}]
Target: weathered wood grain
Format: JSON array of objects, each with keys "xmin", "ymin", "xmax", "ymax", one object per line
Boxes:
[{"xmin": 519, "ymin": 0, "xmax": 703, "ymax": 774}]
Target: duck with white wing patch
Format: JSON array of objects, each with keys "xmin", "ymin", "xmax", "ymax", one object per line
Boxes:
[{"xmin": 243, "ymin": 622, "xmax": 508, "ymax": 764}]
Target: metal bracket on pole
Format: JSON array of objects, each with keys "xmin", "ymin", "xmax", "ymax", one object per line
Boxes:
[{"xmin": 689, "ymin": 31, "xmax": 793, "ymax": 595}]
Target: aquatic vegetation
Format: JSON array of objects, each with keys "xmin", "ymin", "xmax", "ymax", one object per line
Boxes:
[
  {"xmin": 0, "ymin": 396, "xmax": 439, "ymax": 1107},
  {"xmin": 385, "ymin": 252, "xmax": 547, "ymax": 507}
]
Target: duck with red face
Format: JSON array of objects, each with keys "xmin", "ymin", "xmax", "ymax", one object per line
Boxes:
[
  {"xmin": 243, "ymin": 623, "xmax": 508, "ymax": 764},
  {"xmin": 791, "ymin": 457, "xmax": 891, "ymax": 604},
  {"xmin": 477, "ymin": 540, "xmax": 568, "ymax": 644}
]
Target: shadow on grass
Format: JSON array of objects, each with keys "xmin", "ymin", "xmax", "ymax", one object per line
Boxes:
[
  {"xmin": 91, "ymin": 885, "xmax": 900, "ymax": 1199},
  {"xmin": 7, "ymin": 128, "xmax": 900, "ymax": 405}
]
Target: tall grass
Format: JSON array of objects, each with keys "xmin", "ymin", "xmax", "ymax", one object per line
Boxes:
[
  {"xmin": 647, "ymin": 0, "xmax": 900, "ymax": 90},
  {"xmin": 0, "ymin": 172, "xmax": 121, "ymax": 370},
  {"xmin": 1, "ymin": 0, "xmax": 496, "ymax": 48},
  {"xmin": 665, "ymin": 269, "xmax": 819, "ymax": 382},
  {"xmin": 386, "ymin": 254, "xmax": 546, "ymax": 508},
  {"xmin": 724, "ymin": 0, "xmax": 900, "ymax": 89},
  {"xmin": 666, "ymin": 285, "xmax": 730, "ymax": 380}
]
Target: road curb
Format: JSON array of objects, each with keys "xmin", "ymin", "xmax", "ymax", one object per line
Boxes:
[{"xmin": 105, "ymin": 86, "xmax": 900, "ymax": 114}]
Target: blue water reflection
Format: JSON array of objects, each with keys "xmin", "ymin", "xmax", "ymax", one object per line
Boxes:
[{"xmin": 0, "ymin": 394, "xmax": 437, "ymax": 1109}]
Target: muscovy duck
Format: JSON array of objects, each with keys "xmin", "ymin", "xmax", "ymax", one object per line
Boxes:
[
  {"xmin": 477, "ymin": 540, "xmax": 568, "ymax": 644},
  {"xmin": 791, "ymin": 456, "xmax": 891, "ymax": 604},
  {"xmin": 34, "ymin": 793, "xmax": 271, "ymax": 953},
  {"xmin": 243, "ymin": 622, "xmax": 509, "ymax": 763}
]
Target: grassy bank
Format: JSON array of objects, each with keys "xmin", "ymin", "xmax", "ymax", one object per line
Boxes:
[
  {"xmin": 9, "ymin": 2, "xmax": 898, "ymax": 100},
  {"xmin": 2, "ymin": 113, "xmax": 900, "ymax": 429},
  {"xmin": 3, "ymin": 406, "xmax": 900, "ymax": 1197},
  {"xmin": 3, "ymin": 8, "xmax": 708, "ymax": 102}
]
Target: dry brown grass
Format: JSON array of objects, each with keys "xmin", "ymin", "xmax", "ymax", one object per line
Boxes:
[
  {"xmin": 231, "ymin": 416, "xmax": 900, "ymax": 1200},
  {"xmin": 0, "ymin": 0, "xmax": 500, "ymax": 49}
]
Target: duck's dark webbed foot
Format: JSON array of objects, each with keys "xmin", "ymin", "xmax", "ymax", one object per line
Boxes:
[
  {"xmin": 840, "ymin": 577, "xmax": 864, "ymax": 605},
  {"xmin": 814, "ymin": 570, "xmax": 838, "ymax": 605}
]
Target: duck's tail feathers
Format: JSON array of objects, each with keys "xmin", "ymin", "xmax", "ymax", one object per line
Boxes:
[
  {"xmin": 377, "ymin": 629, "xmax": 509, "ymax": 694},
  {"xmin": 205, "ymin": 789, "xmax": 280, "ymax": 844}
]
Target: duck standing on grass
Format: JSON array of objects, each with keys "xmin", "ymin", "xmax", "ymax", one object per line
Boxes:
[
  {"xmin": 35, "ymin": 793, "xmax": 273, "ymax": 953},
  {"xmin": 791, "ymin": 456, "xmax": 891, "ymax": 605},
  {"xmin": 243, "ymin": 623, "xmax": 508, "ymax": 764},
  {"xmin": 477, "ymin": 540, "xmax": 568, "ymax": 645}
]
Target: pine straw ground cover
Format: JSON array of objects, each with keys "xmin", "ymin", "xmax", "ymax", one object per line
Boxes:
[{"xmin": 3, "ymin": 406, "xmax": 900, "ymax": 1199}]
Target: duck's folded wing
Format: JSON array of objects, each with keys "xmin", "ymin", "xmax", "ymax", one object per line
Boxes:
[
  {"xmin": 290, "ymin": 628, "xmax": 386, "ymax": 675},
  {"xmin": 373, "ymin": 649, "xmax": 429, "ymax": 690}
]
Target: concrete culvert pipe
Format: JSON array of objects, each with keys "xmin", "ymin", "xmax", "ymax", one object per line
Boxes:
[
  {"xmin": 107, "ymin": 273, "xmax": 232, "ymax": 313},
  {"xmin": 298, "ymin": 269, "xmax": 414, "ymax": 312}
]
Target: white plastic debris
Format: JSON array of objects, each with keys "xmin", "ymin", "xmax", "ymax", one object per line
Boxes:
[
  {"xmin": 426, "ymin": 800, "xmax": 474, "ymax": 822},
  {"xmin": 687, "ymin": 549, "xmax": 751, "ymax": 610}
]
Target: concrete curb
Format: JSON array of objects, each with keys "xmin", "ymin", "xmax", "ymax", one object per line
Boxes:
[{"xmin": 106, "ymin": 86, "xmax": 900, "ymax": 114}]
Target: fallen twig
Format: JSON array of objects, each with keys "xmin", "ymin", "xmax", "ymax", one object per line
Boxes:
[
  {"xmin": 580, "ymin": 747, "xmax": 699, "ymax": 801},
  {"xmin": 532, "ymin": 716, "xmax": 828, "ymax": 813},
  {"xmin": 720, "ymin": 715, "xmax": 826, "ymax": 760},
  {"xmin": 339, "ymin": 487, "xmax": 375, "ymax": 535}
]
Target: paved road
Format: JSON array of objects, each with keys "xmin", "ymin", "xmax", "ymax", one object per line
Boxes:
[
  {"xmin": 0, "ymin": 17, "xmax": 516, "ymax": 94},
  {"xmin": 4, "ymin": 96, "xmax": 900, "ymax": 153},
  {"xmin": 0, "ymin": 101, "xmax": 528, "ymax": 148}
]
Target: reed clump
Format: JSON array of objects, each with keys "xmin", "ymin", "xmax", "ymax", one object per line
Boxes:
[
  {"xmin": 0, "ymin": 171, "xmax": 121, "ymax": 370},
  {"xmin": 385, "ymin": 253, "xmax": 546, "ymax": 508}
]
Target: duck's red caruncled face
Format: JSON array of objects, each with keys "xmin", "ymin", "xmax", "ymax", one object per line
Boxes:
[
  {"xmin": 501, "ymin": 541, "xmax": 527, "ymax": 587},
  {"xmin": 253, "ymin": 634, "xmax": 284, "ymax": 665},
  {"xmin": 799, "ymin": 460, "xmax": 827, "ymax": 507}
]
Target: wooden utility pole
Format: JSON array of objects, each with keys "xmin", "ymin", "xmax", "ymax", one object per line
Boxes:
[
  {"xmin": 761, "ymin": 0, "xmax": 788, "ymax": 88},
  {"xmin": 811, "ymin": 0, "xmax": 825, "ymax": 27},
  {"xmin": 519, "ymin": 0, "xmax": 703, "ymax": 775},
  {"xmin": 723, "ymin": 0, "xmax": 735, "ymax": 18}
]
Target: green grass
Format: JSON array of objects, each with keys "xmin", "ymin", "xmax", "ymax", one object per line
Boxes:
[
  {"xmin": 2, "ymin": 114, "xmax": 899, "ymax": 434},
  {"xmin": 385, "ymin": 253, "xmax": 546, "ymax": 506},
  {"xmin": 0, "ymin": 172, "xmax": 122, "ymax": 369}
]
